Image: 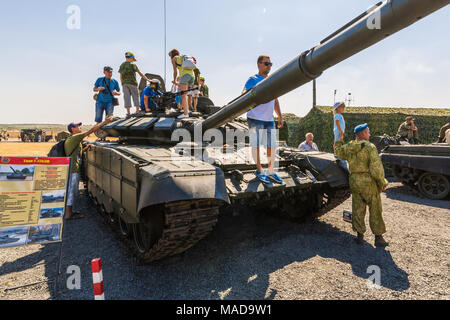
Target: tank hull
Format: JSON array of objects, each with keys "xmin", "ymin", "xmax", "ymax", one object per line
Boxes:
[
  {"xmin": 84, "ymin": 142, "xmax": 349, "ymax": 263},
  {"xmin": 381, "ymin": 144, "xmax": 450, "ymax": 199}
]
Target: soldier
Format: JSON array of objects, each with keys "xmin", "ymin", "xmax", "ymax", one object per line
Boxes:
[
  {"xmin": 335, "ymin": 123, "xmax": 389, "ymax": 247},
  {"xmin": 396, "ymin": 116, "xmax": 419, "ymax": 144},
  {"xmin": 437, "ymin": 116, "xmax": 450, "ymax": 143}
]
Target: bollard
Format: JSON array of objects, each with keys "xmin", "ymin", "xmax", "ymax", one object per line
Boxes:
[{"xmin": 91, "ymin": 258, "xmax": 105, "ymax": 300}]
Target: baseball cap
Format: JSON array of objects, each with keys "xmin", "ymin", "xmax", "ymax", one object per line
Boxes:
[
  {"xmin": 125, "ymin": 52, "xmax": 137, "ymax": 61},
  {"xmin": 68, "ymin": 122, "xmax": 82, "ymax": 133},
  {"xmin": 104, "ymin": 66, "xmax": 113, "ymax": 72}
]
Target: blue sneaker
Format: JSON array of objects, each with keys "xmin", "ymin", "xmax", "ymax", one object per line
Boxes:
[
  {"xmin": 255, "ymin": 171, "xmax": 271, "ymax": 184},
  {"xmin": 268, "ymin": 173, "xmax": 283, "ymax": 184}
]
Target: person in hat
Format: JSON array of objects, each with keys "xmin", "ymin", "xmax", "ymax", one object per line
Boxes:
[
  {"xmin": 140, "ymin": 79, "xmax": 164, "ymax": 113},
  {"xmin": 335, "ymin": 123, "xmax": 389, "ymax": 248},
  {"xmin": 396, "ymin": 116, "xmax": 419, "ymax": 144},
  {"xmin": 64, "ymin": 116, "xmax": 114, "ymax": 220},
  {"xmin": 93, "ymin": 66, "xmax": 121, "ymax": 124},
  {"xmin": 118, "ymin": 52, "xmax": 152, "ymax": 116},
  {"xmin": 199, "ymin": 77, "xmax": 209, "ymax": 98},
  {"xmin": 437, "ymin": 116, "xmax": 450, "ymax": 143},
  {"xmin": 333, "ymin": 102, "xmax": 346, "ymax": 149}
]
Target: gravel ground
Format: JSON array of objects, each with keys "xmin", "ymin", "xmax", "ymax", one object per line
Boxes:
[{"xmin": 0, "ymin": 181, "xmax": 449, "ymax": 300}]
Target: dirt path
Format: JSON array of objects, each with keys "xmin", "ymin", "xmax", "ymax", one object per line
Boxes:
[{"xmin": 0, "ymin": 181, "xmax": 448, "ymax": 300}]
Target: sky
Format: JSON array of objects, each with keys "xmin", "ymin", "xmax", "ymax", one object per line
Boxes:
[{"xmin": 0, "ymin": 0, "xmax": 449, "ymax": 124}]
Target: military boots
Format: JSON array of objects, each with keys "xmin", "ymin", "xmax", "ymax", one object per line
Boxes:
[
  {"xmin": 355, "ymin": 233, "xmax": 364, "ymax": 245},
  {"xmin": 375, "ymin": 235, "xmax": 389, "ymax": 247}
]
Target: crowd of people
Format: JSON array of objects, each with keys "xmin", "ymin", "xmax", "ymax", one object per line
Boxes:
[{"xmin": 92, "ymin": 50, "xmax": 211, "ymax": 124}]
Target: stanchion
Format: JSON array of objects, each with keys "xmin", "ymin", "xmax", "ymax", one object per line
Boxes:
[{"xmin": 91, "ymin": 258, "xmax": 105, "ymax": 300}]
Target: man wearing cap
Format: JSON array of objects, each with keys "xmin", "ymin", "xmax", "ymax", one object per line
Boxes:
[
  {"xmin": 335, "ymin": 123, "xmax": 389, "ymax": 248},
  {"xmin": 64, "ymin": 117, "xmax": 113, "ymax": 220},
  {"xmin": 199, "ymin": 77, "xmax": 209, "ymax": 98},
  {"xmin": 396, "ymin": 116, "xmax": 419, "ymax": 144},
  {"xmin": 437, "ymin": 116, "xmax": 450, "ymax": 143},
  {"xmin": 94, "ymin": 67, "xmax": 121, "ymax": 124},
  {"xmin": 140, "ymin": 79, "xmax": 164, "ymax": 113},
  {"xmin": 118, "ymin": 52, "xmax": 152, "ymax": 116}
]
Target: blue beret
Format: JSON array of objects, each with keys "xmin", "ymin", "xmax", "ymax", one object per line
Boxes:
[{"xmin": 354, "ymin": 123, "xmax": 368, "ymax": 134}]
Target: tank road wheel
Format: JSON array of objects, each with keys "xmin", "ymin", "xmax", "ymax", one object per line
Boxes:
[
  {"xmin": 118, "ymin": 216, "xmax": 133, "ymax": 238},
  {"xmin": 133, "ymin": 207, "xmax": 164, "ymax": 255},
  {"xmin": 418, "ymin": 173, "xmax": 450, "ymax": 200}
]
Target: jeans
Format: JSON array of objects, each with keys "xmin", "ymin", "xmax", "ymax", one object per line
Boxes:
[{"xmin": 95, "ymin": 101, "xmax": 114, "ymax": 123}]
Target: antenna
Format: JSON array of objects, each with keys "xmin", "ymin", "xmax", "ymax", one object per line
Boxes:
[{"xmin": 164, "ymin": 0, "xmax": 167, "ymax": 85}]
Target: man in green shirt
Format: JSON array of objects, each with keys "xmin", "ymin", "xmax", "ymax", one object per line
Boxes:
[
  {"xmin": 199, "ymin": 77, "xmax": 209, "ymax": 98},
  {"xmin": 64, "ymin": 116, "xmax": 113, "ymax": 220},
  {"xmin": 118, "ymin": 52, "xmax": 151, "ymax": 116}
]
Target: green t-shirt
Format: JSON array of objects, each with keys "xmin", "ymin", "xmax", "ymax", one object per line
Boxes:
[
  {"xmin": 64, "ymin": 133, "xmax": 85, "ymax": 174},
  {"xmin": 200, "ymin": 84, "xmax": 209, "ymax": 98},
  {"xmin": 119, "ymin": 61, "xmax": 139, "ymax": 86}
]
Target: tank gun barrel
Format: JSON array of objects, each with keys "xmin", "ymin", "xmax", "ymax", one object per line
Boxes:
[{"xmin": 202, "ymin": 0, "xmax": 449, "ymax": 131}]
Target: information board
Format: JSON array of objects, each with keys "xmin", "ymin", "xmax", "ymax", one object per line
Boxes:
[{"xmin": 0, "ymin": 156, "xmax": 71, "ymax": 248}]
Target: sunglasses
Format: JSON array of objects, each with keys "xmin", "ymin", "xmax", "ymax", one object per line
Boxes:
[{"xmin": 260, "ymin": 62, "xmax": 273, "ymax": 67}]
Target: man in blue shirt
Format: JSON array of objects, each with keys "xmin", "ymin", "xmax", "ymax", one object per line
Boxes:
[
  {"xmin": 140, "ymin": 80, "xmax": 164, "ymax": 112},
  {"xmin": 242, "ymin": 55, "xmax": 284, "ymax": 184},
  {"xmin": 93, "ymin": 66, "xmax": 121, "ymax": 124}
]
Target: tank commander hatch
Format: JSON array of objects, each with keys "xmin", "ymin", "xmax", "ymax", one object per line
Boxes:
[{"xmin": 396, "ymin": 116, "xmax": 419, "ymax": 144}]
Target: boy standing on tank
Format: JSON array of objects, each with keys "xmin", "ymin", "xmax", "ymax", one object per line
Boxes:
[{"xmin": 119, "ymin": 52, "xmax": 152, "ymax": 116}]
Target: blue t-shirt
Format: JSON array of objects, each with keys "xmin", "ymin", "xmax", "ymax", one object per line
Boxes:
[
  {"xmin": 95, "ymin": 77, "xmax": 120, "ymax": 103},
  {"xmin": 140, "ymin": 87, "xmax": 163, "ymax": 110},
  {"xmin": 334, "ymin": 113, "xmax": 346, "ymax": 141},
  {"xmin": 244, "ymin": 74, "xmax": 275, "ymax": 122}
]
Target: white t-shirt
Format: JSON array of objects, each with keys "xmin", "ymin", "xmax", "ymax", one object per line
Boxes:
[{"xmin": 244, "ymin": 74, "xmax": 275, "ymax": 122}]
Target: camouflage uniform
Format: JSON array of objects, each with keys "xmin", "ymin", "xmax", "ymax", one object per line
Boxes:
[
  {"xmin": 335, "ymin": 140, "xmax": 389, "ymax": 235},
  {"xmin": 397, "ymin": 121, "xmax": 419, "ymax": 143}
]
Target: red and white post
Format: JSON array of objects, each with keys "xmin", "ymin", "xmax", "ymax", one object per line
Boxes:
[{"xmin": 91, "ymin": 258, "xmax": 105, "ymax": 300}]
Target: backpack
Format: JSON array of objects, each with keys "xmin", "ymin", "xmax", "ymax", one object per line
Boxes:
[
  {"xmin": 181, "ymin": 55, "xmax": 197, "ymax": 70},
  {"xmin": 47, "ymin": 140, "xmax": 77, "ymax": 157}
]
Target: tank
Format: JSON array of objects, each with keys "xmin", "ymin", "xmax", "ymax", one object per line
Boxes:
[
  {"xmin": 20, "ymin": 129, "xmax": 46, "ymax": 142},
  {"xmin": 380, "ymin": 143, "xmax": 450, "ymax": 200},
  {"xmin": 7, "ymin": 166, "xmax": 27, "ymax": 180},
  {"xmin": 82, "ymin": 0, "xmax": 449, "ymax": 263}
]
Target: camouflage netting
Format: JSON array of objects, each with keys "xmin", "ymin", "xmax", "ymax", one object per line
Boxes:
[{"xmin": 291, "ymin": 106, "xmax": 450, "ymax": 153}]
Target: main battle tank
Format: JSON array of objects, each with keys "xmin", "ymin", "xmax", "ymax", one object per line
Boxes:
[
  {"xmin": 380, "ymin": 143, "xmax": 450, "ymax": 199},
  {"xmin": 82, "ymin": 0, "xmax": 449, "ymax": 262}
]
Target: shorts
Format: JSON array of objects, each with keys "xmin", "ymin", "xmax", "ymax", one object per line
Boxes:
[
  {"xmin": 175, "ymin": 95, "xmax": 182, "ymax": 104},
  {"xmin": 188, "ymin": 89, "xmax": 200, "ymax": 98},
  {"xmin": 95, "ymin": 101, "xmax": 114, "ymax": 123},
  {"xmin": 334, "ymin": 130, "xmax": 342, "ymax": 142},
  {"xmin": 123, "ymin": 84, "xmax": 140, "ymax": 107},
  {"xmin": 248, "ymin": 118, "xmax": 277, "ymax": 148},
  {"xmin": 66, "ymin": 173, "xmax": 80, "ymax": 207},
  {"xmin": 180, "ymin": 73, "xmax": 194, "ymax": 85}
]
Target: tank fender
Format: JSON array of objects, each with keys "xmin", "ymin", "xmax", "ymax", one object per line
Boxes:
[{"xmin": 381, "ymin": 154, "xmax": 450, "ymax": 176}]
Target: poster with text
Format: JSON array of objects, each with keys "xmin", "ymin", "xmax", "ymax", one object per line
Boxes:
[{"xmin": 0, "ymin": 157, "xmax": 70, "ymax": 248}]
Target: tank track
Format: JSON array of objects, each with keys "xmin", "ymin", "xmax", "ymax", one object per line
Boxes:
[
  {"xmin": 316, "ymin": 188, "xmax": 351, "ymax": 217},
  {"xmin": 138, "ymin": 200, "xmax": 219, "ymax": 263}
]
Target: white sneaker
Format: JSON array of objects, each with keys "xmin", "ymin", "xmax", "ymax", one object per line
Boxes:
[{"xmin": 177, "ymin": 113, "xmax": 189, "ymax": 119}]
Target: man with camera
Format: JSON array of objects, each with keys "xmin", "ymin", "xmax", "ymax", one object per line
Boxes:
[{"xmin": 93, "ymin": 66, "xmax": 121, "ymax": 124}]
